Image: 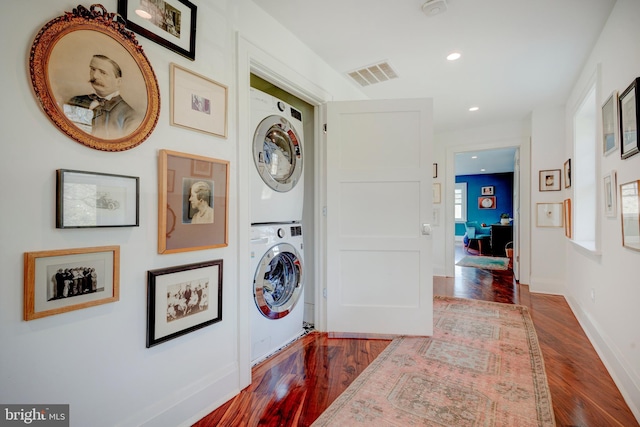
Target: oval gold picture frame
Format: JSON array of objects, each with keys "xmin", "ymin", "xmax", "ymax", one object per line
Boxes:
[{"xmin": 29, "ymin": 4, "xmax": 160, "ymax": 151}]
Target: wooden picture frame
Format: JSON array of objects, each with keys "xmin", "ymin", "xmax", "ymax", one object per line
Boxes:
[
  {"xmin": 24, "ymin": 246, "xmax": 120, "ymax": 321},
  {"xmin": 432, "ymin": 183, "xmax": 441, "ymax": 204},
  {"xmin": 478, "ymin": 196, "xmax": 496, "ymax": 209},
  {"xmin": 620, "ymin": 78, "xmax": 640, "ymax": 159},
  {"xmin": 56, "ymin": 169, "xmax": 139, "ymax": 228},
  {"xmin": 539, "ymin": 169, "xmax": 561, "ymax": 192},
  {"xmin": 620, "ymin": 180, "xmax": 640, "ymax": 251},
  {"xmin": 147, "ymin": 259, "xmax": 223, "ymax": 347},
  {"xmin": 170, "ymin": 63, "xmax": 228, "ymax": 137},
  {"xmin": 603, "ymin": 170, "xmax": 617, "ymax": 218},
  {"xmin": 432, "ymin": 163, "xmax": 438, "ymax": 179},
  {"xmin": 481, "ymin": 186, "xmax": 494, "ymax": 196},
  {"xmin": 536, "ymin": 203, "xmax": 563, "ymax": 227},
  {"xmin": 602, "ymin": 90, "xmax": 618, "ymax": 156},
  {"xmin": 29, "ymin": 5, "xmax": 160, "ymax": 151},
  {"xmin": 158, "ymin": 150, "xmax": 229, "ymax": 254},
  {"xmin": 564, "ymin": 199, "xmax": 572, "ymax": 238},
  {"xmin": 564, "ymin": 159, "xmax": 571, "ymax": 189},
  {"xmin": 118, "ymin": 0, "xmax": 197, "ymax": 61}
]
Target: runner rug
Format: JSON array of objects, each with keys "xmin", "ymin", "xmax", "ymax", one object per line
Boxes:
[
  {"xmin": 456, "ymin": 255, "xmax": 510, "ymax": 271},
  {"xmin": 312, "ymin": 296, "xmax": 555, "ymax": 426}
]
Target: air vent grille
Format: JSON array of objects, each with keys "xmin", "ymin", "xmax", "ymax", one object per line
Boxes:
[{"xmin": 347, "ymin": 61, "xmax": 399, "ymax": 87}]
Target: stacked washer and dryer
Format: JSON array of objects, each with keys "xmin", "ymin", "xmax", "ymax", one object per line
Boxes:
[{"xmin": 249, "ymin": 88, "xmax": 306, "ymax": 364}]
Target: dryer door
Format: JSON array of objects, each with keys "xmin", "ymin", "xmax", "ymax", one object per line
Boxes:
[
  {"xmin": 253, "ymin": 243, "xmax": 303, "ymax": 319},
  {"xmin": 253, "ymin": 115, "xmax": 303, "ymax": 192}
]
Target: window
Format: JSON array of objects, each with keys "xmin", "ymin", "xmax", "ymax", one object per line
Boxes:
[{"xmin": 454, "ymin": 182, "xmax": 467, "ymax": 222}]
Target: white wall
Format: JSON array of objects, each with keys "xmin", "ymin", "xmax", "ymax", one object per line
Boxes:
[
  {"xmin": 561, "ymin": 0, "xmax": 640, "ymax": 419},
  {"xmin": 0, "ymin": 1, "xmax": 362, "ymax": 426}
]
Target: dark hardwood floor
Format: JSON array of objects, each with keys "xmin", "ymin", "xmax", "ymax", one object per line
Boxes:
[{"xmin": 195, "ymin": 250, "xmax": 638, "ymax": 426}]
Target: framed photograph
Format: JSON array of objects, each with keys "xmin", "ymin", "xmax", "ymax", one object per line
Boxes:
[
  {"xmin": 432, "ymin": 163, "xmax": 438, "ymax": 179},
  {"xmin": 620, "ymin": 78, "xmax": 640, "ymax": 159},
  {"xmin": 539, "ymin": 169, "xmax": 561, "ymax": 192},
  {"xmin": 620, "ymin": 180, "xmax": 640, "ymax": 251},
  {"xmin": 158, "ymin": 150, "xmax": 229, "ymax": 254},
  {"xmin": 478, "ymin": 196, "xmax": 496, "ymax": 209},
  {"xmin": 170, "ymin": 63, "xmax": 228, "ymax": 137},
  {"xmin": 56, "ymin": 169, "xmax": 139, "ymax": 228},
  {"xmin": 564, "ymin": 159, "xmax": 571, "ymax": 189},
  {"xmin": 602, "ymin": 90, "xmax": 618, "ymax": 156},
  {"xmin": 603, "ymin": 170, "xmax": 617, "ymax": 218},
  {"xmin": 564, "ymin": 199, "xmax": 572, "ymax": 238},
  {"xmin": 536, "ymin": 203, "xmax": 563, "ymax": 228},
  {"xmin": 432, "ymin": 183, "xmax": 441, "ymax": 204},
  {"xmin": 481, "ymin": 186, "xmax": 494, "ymax": 196},
  {"xmin": 147, "ymin": 259, "xmax": 223, "ymax": 347},
  {"xmin": 24, "ymin": 246, "xmax": 119, "ymax": 321},
  {"xmin": 118, "ymin": 0, "xmax": 197, "ymax": 61},
  {"xmin": 29, "ymin": 5, "xmax": 160, "ymax": 151}
]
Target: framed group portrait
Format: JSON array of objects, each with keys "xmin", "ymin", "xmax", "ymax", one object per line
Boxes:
[
  {"xmin": 29, "ymin": 4, "xmax": 160, "ymax": 151},
  {"xmin": 24, "ymin": 246, "xmax": 120, "ymax": 321},
  {"xmin": 158, "ymin": 150, "xmax": 229, "ymax": 254}
]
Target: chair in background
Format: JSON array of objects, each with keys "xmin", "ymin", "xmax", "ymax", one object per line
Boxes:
[{"xmin": 464, "ymin": 221, "xmax": 491, "ymax": 255}]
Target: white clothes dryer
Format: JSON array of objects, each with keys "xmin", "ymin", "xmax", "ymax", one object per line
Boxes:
[
  {"xmin": 250, "ymin": 88, "xmax": 304, "ymax": 224},
  {"xmin": 250, "ymin": 223, "xmax": 304, "ymax": 364}
]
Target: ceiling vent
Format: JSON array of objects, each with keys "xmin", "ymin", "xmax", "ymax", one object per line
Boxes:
[
  {"xmin": 422, "ymin": 0, "xmax": 448, "ymax": 17},
  {"xmin": 347, "ymin": 61, "xmax": 399, "ymax": 87}
]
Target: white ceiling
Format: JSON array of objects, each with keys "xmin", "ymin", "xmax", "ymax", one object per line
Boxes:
[
  {"xmin": 455, "ymin": 148, "xmax": 516, "ymax": 176},
  {"xmin": 251, "ymin": 0, "xmax": 615, "ymax": 135}
]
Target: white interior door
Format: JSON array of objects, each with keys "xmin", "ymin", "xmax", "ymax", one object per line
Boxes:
[{"xmin": 326, "ymin": 98, "xmax": 433, "ymax": 336}]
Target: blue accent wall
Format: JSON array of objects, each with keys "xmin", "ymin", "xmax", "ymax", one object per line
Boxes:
[{"xmin": 456, "ymin": 172, "xmax": 514, "ymax": 236}]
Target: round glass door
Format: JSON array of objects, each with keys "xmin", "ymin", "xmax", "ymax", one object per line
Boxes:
[
  {"xmin": 253, "ymin": 243, "xmax": 303, "ymax": 319},
  {"xmin": 253, "ymin": 115, "xmax": 303, "ymax": 192}
]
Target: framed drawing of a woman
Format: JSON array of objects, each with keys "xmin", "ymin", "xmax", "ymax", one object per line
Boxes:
[{"xmin": 29, "ymin": 5, "xmax": 160, "ymax": 151}]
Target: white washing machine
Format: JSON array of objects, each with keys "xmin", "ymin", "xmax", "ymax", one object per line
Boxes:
[
  {"xmin": 250, "ymin": 88, "xmax": 304, "ymax": 224},
  {"xmin": 250, "ymin": 223, "xmax": 304, "ymax": 364}
]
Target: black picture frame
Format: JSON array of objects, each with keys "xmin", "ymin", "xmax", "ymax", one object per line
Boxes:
[
  {"xmin": 564, "ymin": 159, "xmax": 571, "ymax": 189},
  {"xmin": 118, "ymin": 0, "xmax": 197, "ymax": 61},
  {"xmin": 619, "ymin": 77, "xmax": 640, "ymax": 159},
  {"xmin": 147, "ymin": 260, "xmax": 223, "ymax": 347},
  {"xmin": 56, "ymin": 169, "xmax": 140, "ymax": 228}
]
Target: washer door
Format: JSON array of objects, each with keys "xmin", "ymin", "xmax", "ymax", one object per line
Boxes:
[
  {"xmin": 254, "ymin": 243, "xmax": 303, "ymax": 319},
  {"xmin": 253, "ymin": 115, "xmax": 303, "ymax": 192}
]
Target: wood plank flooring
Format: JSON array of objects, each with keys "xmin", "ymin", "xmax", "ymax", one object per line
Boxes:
[{"xmin": 195, "ymin": 262, "xmax": 638, "ymax": 427}]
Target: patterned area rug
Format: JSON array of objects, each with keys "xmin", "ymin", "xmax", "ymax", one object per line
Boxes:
[
  {"xmin": 456, "ymin": 255, "xmax": 510, "ymax": 271},
  {"xmin": 312, "ymin": 296, "xmax": 555, "ymax": 426}
]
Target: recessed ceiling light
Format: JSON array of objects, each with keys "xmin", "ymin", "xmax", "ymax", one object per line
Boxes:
[
  {"xmin": 447, "ymin": 52, "xmax": 461, "ymax": 61},
  {"xmin": 469, "ymin": 106, "xmax": 479, "ymax": 112},
  {"xmin": 471, "ymin": 156, "xmax": 478, "ymax": 159},
  {"xmin": 480, "ymin": 168, "xmax": 486, "ymax": 172}
]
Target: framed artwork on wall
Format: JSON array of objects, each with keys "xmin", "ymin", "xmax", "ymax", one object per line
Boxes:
[
  {"xmin": 620, "ymin": 180, "xmax": 640, "ymax": 251},
  {"xmin": 24, "ymin": 246, "xmax": 120, "ymax": 321},
  {"xmin": 536, "ymin": 203, "xmax": 563, "ymax": 228},
  {"xmin": 620, "ymin": 77, "xmax": 640, "ymax": 159},
  {"xmin": 478, "ymin": 196, "xmax": 496, "ymax": 209},
  {"xmin": 56, "ymin": 169, "xmax": 139, "ymax": 228},
  {"xmin": 29, "ymin": 4, "xmax": 160, "ymax": 151},
  {"xmin": 603, "ymin": 170, "xmax": 617, "ymax": 218},
  {"xmin": 117, "ymin": 0, "xmax": 197, "ymax": 60},
  {"xmin": 481, "ymin": 186, "xmax": 494, "ymax": 196},
  {"xmin": 539, "ymin": 169, "xmax": 561, "ymax": 192},
  {"xmin": 146, "ymin": 259, "xmax": 223, "ymax": 347},
  {"xmin": 432, "ymin": 183, "xmax": 441, "ymax": 204},
  {"xmin": 602, "ymin": 90, "xmax": 618, "ymax": 156},
  {"xmin": 564, "ymin": 159, "xmax": 571, "ymax": 189},
  {"xmin": 563, "ymin": 199, "xmax": 572, "ymax": 238},
  {"xmin": 158, "ymin": 150, "xmax": 229, "ymax": 254}
]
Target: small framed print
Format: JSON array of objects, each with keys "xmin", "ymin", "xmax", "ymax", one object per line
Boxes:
[
  {"xmin": 602, "ymin": 90, "xmax": 618, "ymax": 156},
  {"xmin": 170, "ymin": 63, "xmax": 228, "ymax": 137},
  {"xmin": 564, "ymin": 199, "xmax": 572, "ymax": 238},
  {"xmin": 433, "ymin": 163, "xmax": 438, "ymax": 178},
  {"xmin": 564, "ymin": 159, "xmax": 571, "ymax": 189},
  {"xmin": 56, "ymin": 169, "xmax": 139, "ymax": 228},
  {"xmin": 432, "ymin": 183, "xmax": 441, "ymax": 204},
  {"xmin": 539, "ymin": 169, "xmax": 561, "ymax": 192},
  {"xmin": 118, "ymin": 0, "xmax": 197, "ymax": 60},
  {"xmin": 478, "ymin": 196, "xmax": 496, "ymax": 209},
  {"xmin": 481, "ymin": 186, "xmax": 494, "ymax": 196},
  {"xmin": 620, "ymin": 78, "xmax": 640, "ymax": 159},
  {"xmin": 158, "ymin": 150, "xmax": 229, "ymax": 254},
  {"xmin": 620, "ymin": 180, "xmax": 640, "ymax": 251},
  {"xmin": 536, "ymin": 203, "xmax": 563, "ymax": 228},
  {"xmin": 603, "ymin": 170, "xmax": 617, "ymax": 218},
  {"xmin": 147, "ymin": 259, "xmax": 223, "ymax": 347},
  {"xmin": 24, "ymin": 246, "xmax": 119, "ymax": 321}
]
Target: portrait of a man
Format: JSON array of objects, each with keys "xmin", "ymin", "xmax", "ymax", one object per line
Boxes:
[{"xmin": 188, "ymin": 180, "xmax": 214, "ymax": 224}]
